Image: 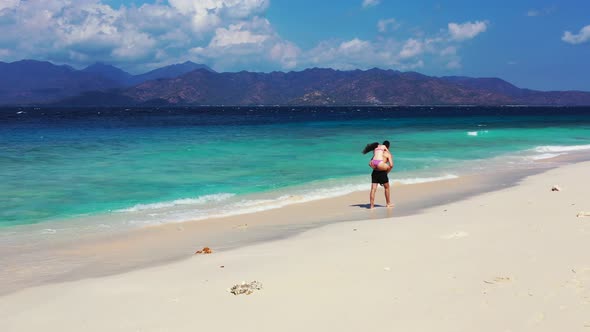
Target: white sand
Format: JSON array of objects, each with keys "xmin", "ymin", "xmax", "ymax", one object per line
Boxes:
[{"xmin": 1, "ymin": 161, "xmax": 589, "ymax": 331}]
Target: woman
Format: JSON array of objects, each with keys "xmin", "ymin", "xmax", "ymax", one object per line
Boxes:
[{"xmin": 362, "ymin": 140, "xmax": 392, "ymax": 172}]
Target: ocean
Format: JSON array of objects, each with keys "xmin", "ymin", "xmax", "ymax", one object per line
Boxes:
[{"xmin": 1, "ymin": 106, "xmax": 590, "ymax": 235}]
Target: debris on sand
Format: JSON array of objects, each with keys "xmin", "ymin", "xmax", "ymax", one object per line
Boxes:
[
  {"xmin": 195, "ymin": 247, "xmax": 213, "ymax": 254},
  {"xmin": 493, "ymin": 276, "xmax": 511, "ymax": 282},
  {"xmin": 228, "ymin": 281, "xmax": 263, "ymax": 295},
  {"xmin": 484, "ymin": 276, "xmax": 512, "ymax": 284},
  {"xmin": 233, "ymin": 223, "xmax": 249, "ymax": 230},
  {"xmin": 551, "ymin": 185, "xmax": 562, "ymax": 192},
  {"xmin": 576, "ymin": 211, "xmax": 590, "ymax": 218}
]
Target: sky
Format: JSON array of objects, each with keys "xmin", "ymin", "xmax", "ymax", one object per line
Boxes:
[{"xmin": 0, "ymin": 0, "xmax": 589, "ymax": 91}]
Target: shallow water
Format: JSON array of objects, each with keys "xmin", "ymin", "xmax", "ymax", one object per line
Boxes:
[{"xmin": 1, "ymin": 106, "xmax": 590, "ymax": 231}]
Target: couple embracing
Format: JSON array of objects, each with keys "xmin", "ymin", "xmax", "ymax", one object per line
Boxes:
[{"xmin": 362, "ymin": 140, "xmax": 393, "ymax": 209}]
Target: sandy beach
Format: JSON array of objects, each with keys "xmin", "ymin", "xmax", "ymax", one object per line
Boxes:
[
  {"xmin": 2, "ymin": 1, "xmax": 590, "ymax": 330},
  {"xmin": 1, "ymin": 160, "xmax": 590, "ymax": 331}
]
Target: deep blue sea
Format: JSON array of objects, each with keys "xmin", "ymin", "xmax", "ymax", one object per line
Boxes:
[{"xmin": 1, "ymin": 106, "xmax": 590, "ymax": 232}]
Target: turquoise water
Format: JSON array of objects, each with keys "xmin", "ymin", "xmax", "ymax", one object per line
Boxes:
[{"xmin": 1, "ymin": 106, "xmax": 590, "ymax": 229}]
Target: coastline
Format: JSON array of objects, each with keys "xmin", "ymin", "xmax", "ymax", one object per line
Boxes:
[
  {"xmin": 1, "ymin": 153, "xmax": 589, "ymax": 331},
  {"xmin": 1, "ymin": 152, "xmax": 589, "ymax": 296}
]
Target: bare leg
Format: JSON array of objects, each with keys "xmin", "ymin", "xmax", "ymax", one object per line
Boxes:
[
  {"xmin": 384, "ymin": 182, "xmax": 393, "ymax": 207},
  {"xmin": 369, "ymin": 183, "xmax": 378, "ymax": 209}
]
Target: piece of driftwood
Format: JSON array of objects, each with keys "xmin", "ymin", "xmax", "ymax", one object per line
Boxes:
[{"xmin": 576, "ymin": 211, "xmax": 590, "ymax": 218}]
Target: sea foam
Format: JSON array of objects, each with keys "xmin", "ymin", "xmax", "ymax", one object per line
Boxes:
[
  {"xmin": 119, "ymin": 174, "xmax": 462, "ymax": 226},
  {"xmin": 534, "ymin": 144, "xmax": 590, "ymax": 153},
  {"xmin": 395, "ymin": 174, "xmax": 459, "ymax": 184},
  {"xmin": 467, "ymin": 130, "xmax": 489, "ymax": 136},
  {"xmin": 118, "ymin": 193, "xmax": 235, "ymax": 212},
  {"xmin": 529, "ymin": 153, "xmax": 563, "ymax": 160}
]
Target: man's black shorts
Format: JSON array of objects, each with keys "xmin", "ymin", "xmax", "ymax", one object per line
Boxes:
[{"xmin": 371, "ymin": 170, "xmax": 389, "ymax": 184}]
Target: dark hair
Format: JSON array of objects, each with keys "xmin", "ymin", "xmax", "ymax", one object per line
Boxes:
[
  {"xmin": 362, "ymin": 142, "xmax": 379, "ymax": 154},
  {"xmin": 382, "ymin": 140, "xmax": 390, "ymax": 148}
]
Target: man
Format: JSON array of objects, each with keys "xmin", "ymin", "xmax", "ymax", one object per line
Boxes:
[{"xmin": 369, "ymin": 140, "xmax": 393, "ymax": 209}]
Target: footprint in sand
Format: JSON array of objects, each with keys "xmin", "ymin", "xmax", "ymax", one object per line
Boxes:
[
  {"xmin": 440, "ymin": 231, "xmax": 469, "ymax": 240},
  {"xmin": 565, "ymin": 267, "xmax": 590, "ymax": 294},
  {"xmin": 233, "ymin": 224, "xmax": 249, "ymax": 230},
  {"xmin": 483, "ymin": 276, "xmax": 512, "ymax": 285},
  {"xmin": 527, "ymin": 312, "xmax": 545, "ymax": 326},
  {"xmin": 493, "ymin": 276, "xmax": 512, "ymax": 283}
]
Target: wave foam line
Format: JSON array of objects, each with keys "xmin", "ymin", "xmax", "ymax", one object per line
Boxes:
[
  {"xmin": 534, "ymin": 144, "xmax": 590, "ymax": 153},
  {"xmin": 124, "ymin": 174, "xmax": 463, "ymax": 227},
  {"xmin": 118, "ymin": 193, "xmax": 235, "ymax": 212},
  {"xmin": 467, "ymin": 130, "xmax": 489, "ymax": 136},
  {"xmin": 529, "ymin": 153, "xmax": 563, "ymax": 160},
  {"xmin": 137, "ymin": 175, "xmax": 462, "ymax": 225},
  {"xmin": 395, "ymin": 174, "xmax": 459, "ymax": 185}
]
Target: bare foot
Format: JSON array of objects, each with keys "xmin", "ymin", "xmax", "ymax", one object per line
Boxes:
[{"xmin": 386, "ymin": 204, "xmax": 394, "ymax": 208}]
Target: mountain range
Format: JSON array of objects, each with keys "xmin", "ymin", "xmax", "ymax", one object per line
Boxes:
[
  {"xmin": 0, "ymin": 60, "xmax": 214, "ymax": 105},
  {"xmin": 1, "ymin": 60, "xmax": 589, "ymax": 106}
]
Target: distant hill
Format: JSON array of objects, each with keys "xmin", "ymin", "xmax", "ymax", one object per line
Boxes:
[
  {"xmin": 82, "ymin": 63, "xmax": 134, "ymax": 86},
  {"xmin": 440, "ymin": 76, "xmax": 525, "ymax": 97},
  {"xmin": 120, "ymin": 68, "xmax": 515, "ymax": 105},
  {"xmin": 112, "ymin": 67, "xmax": 590, "ymax": 106},
  {"xmin": 0, "ymin": 60, "xmax": 118, "ymax": 104},
  {"xmin": 2, "ymin": 59, "xmax": 590, "ymax": 106},
  {"xmin": 130, "ymin": 61, "xmax": 215, "ymax": 85},
  {"xmin": 0, "ymin": 60, "xmax": 215, "ymax": 104}
]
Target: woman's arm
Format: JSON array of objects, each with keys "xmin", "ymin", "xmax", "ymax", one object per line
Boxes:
[{"xmin": 385, "ymin": 152, "xmax": 393, "ymax": 172}]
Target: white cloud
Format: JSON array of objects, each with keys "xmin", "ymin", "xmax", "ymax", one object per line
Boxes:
[
  {"xmin": 562, "ymin": 25, "xmax": 590, "ymax": 44},
  {"xmin": 403, "ymin": 60, "xmax": 424, "ymax": 70},
  {"xmin": 210, "ymin": 23, "xmax": 269, "ymax": 48},
  {"xmin": 168, "ymin": 0, "xmax": 269, "ymax": 20},
  {"xmin": 446, "ymin": 59, "xmax": 461, "ymax": 69},
  {"xmin": 377, "ymin": 18, "xmax": 398, "ymax": 33},
  {"xmin": 0, "ymin": 0, "xmax": 290, "ymax": 72},
  {"xmin": 189, "ymin": 16, "xmax": 300, "ymax": 71},
  {"xmin": 304, "ymin": 38, "xmax": 398, "ymax": 70},
  {"xmin": 0, "ymin": 0, "xmax": 486, "ymax": 74},
  {"xmin": 340, "ymin": 38, "xmax": 371, "ymax": 52},
  {"xmin": 526, "ymin": 7, "xmax": 555, "ymax": 17},
  {"xmin": 301, "ymin": 33, "xmax": 457, "ymax": 72},
  {"xmin": 448, "ymin": 20, "xmax": 488, "ymax": 41},
  {"xmin": 270, "ymin": 41, "xmax": 300, "ymax": 69},
  {"xmin": 0, "ymin": 0, "xmax": 19, "ymax": 11},
  {"xmin": 362, "ymin": 0, "xmax": 380, "ymax": 9},
  {"xmin": 440, "ymin": 46, "xmax": 456, "ymax": 56},
  {"xmin": 399, "ymin": 38, "xmax": 423, "ymax": 59}
]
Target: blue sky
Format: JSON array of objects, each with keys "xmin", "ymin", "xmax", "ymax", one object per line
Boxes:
[{"xmin": 0, "ymin": 0, "xmax": 589, "ymax": 91}]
